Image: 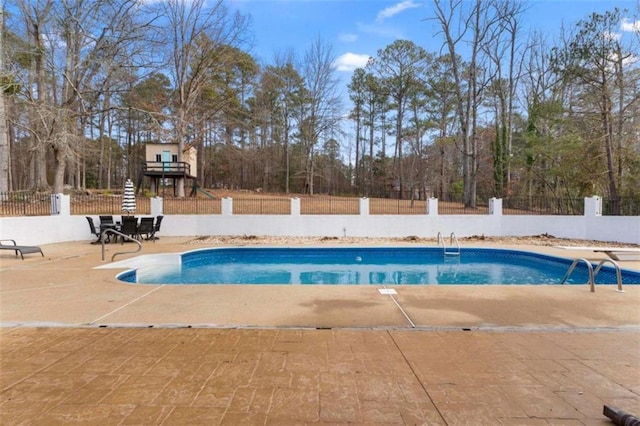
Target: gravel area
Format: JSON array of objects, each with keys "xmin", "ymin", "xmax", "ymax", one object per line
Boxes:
[{"xmin": 186, "ymin": 233, "xmax": 640, "ymax": 248}]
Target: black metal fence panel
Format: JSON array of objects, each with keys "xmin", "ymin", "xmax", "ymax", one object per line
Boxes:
[
  {"xmin": 163, "ymin": 198, "xmax": 221, "ymax": 215},
  {"xmin": 502, "ymin": 197, "xmax": 584, "ymax": 215},
  {"xmin": 300, "ymin": 198, "xmax": 360, "ymax": 215},
  {"xmin": 602, "ymin": 198, "xmax": 640, "ymax": 216},
  {"xmin": 0, "ymin": 192, "xmax": 53, "ymax": 216},
  {"xmin": 0, "ymin": 192, "xmax": 637, "ymax": 217},
  {"xmin": 437, "ymin": 194, "xmax": 489, "ymax": 215},
  {"xmin": 70, "ymin": 194, "xmax": 151, "ymax": 215},
  {"xmin": 232, "ymin": 198, "xmax": 291, "ymax": 215},
  {"xmin": 370, "ymin": 198, "xmax": 426, "ymax": 215}
]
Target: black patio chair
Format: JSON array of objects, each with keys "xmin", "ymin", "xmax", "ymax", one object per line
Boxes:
[
  {"xmin": 98, "ymin": 215, "xmax": 118, "ymax": 242},
  {"xmin": 99, "ymin": 215, "xmax": 114, "ymax": 226},
  {"xmin": 119, "ymin": 216, "xmax": 139, "ymax": 243},
  {"xmin": 148, "ymin": 215, "xmax": 163, "ymax": 241},
  {"xmin": 85, "ymin": 217, "xmax": 102, "ymax": 244},
  {"xmin": 137, "ymin": 217, "xmax": 155, "ymax": 241}
]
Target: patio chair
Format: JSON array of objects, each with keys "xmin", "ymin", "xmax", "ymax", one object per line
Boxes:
[
  {"xmin": 85, "ymin": 216, "xmax": 102, "ymax": 244},
  {"xmin": 98, "ymin": 215, "xmax": 118, "ymax": 243},
  {"xmin": 148, "ymin": 215, "xmax": 163, "ymax": 241},
  {"xmin": 137, "ymin": 217, "xmax": 155, "ymax": 241},
  {"xmin": 119, "ymin": 216, "xmax": 139, "ymax": 243},
  {"xmin": 0, "ymin": 239, "xmax": 44, "ymax": 260},
  {"xmin": 99, "ymin": 215, "xmax": 114, "ymax": 226}
]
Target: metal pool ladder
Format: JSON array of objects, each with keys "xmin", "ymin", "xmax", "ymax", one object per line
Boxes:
[
  {"xmin": 561, "ymin": 258, "xmax": 623, "ymax": 292},
  {"xmin": 437, "ymin": 232, "xmax": 460, "ymax": 256},
  {"xmin": 594, "ymin": 259, "xmax": 623, "ymax": 292}
]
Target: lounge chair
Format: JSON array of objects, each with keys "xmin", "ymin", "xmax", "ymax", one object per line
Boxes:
[
  {"xmin": 0, "ymin": 239, "xmax": 44, "ymax": 260},
  {"xmin": 86, "ymin": 216, "xmax": 102, "ymax": 243}
]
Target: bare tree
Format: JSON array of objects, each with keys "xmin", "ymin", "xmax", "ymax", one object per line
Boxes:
[
  {"xmin": 424, "ymin": 55, "xmax": 457, "ymax": 198},
  {"xmin": 261, "ymin": 51, "xmax": 306, "ymax": 193},
  {"xmin": 432, "ymin": 0, "xmax": 500, "ymax": 207},
  {"xmin": 16, "ymin": 0, "xmax": 54, "ymax": 190},
  {"xmin": 483, "ymin": 0, "xmax": 526, "ymax": 197},
  {"xmin": 3, "ymin": 0, "xmax": 160, "ymax": 193},
  {"xmin": 299, "ymin": 37, "xmax": 343, "ymax": 195},
  {"xmin": 161, "ymin": 0, "xmax": 249, "ymax": 197}
]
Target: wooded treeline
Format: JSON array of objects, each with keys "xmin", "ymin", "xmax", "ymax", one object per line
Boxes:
[{"xmin": 0, "ymin": 0, "xmax": 638, "ymax": 210}]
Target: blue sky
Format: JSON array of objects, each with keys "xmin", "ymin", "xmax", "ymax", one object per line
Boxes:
[{"xmin": 229, "ymin": 0, "xmax": 639, "ymax": 76}]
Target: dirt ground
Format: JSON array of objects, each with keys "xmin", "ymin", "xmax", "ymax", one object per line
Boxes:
[{"xmin": 187, "ymin": 233, "xmax": 640, "ymax": 248}]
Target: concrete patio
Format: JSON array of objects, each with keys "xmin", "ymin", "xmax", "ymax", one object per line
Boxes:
[{"xmin": 1, "ymin": 238, "xmax": 639, "ymax": 424}]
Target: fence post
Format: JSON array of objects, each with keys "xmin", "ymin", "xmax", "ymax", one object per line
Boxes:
[
  {"xmin": 50, "ymin": 194, "xmax": 60, "ymax": 215},
  {"xmin": 427, "ymin": 197, "xmax": 438, "ymax": 216},
  {"xmin": 359, "ymin": 198, "xmax": 369, "ymax": 216},
  {"xmin": 150, "ymin": 197, "xmax": 163, "ymax": 216},
  {"xmin": 489, "ymin": 198, "xmax": 502, "ymax": 215},
  {"xmin": 291, "ymin": 198, "xmax": 300, "ymax": 216},
  {"xmin": 221, "ymin": 197, "xmax": 233, "ymax": 215},
  {"xmin": 584, "ymin": 196, "xmax": 602, "ymax": 217},
  {"xmin": 51, "ymin": 193, "xmax": 70, "ymax": 216}
]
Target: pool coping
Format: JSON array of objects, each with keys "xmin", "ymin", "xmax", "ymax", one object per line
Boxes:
[{"xmin": 1, "ymin": 238, "xmax": 639, "ymax": 330}]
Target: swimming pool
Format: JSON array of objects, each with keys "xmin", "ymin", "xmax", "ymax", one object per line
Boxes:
[{"xmin": 117, "ymin": 247, "xmax": 640, "ymax": 285}]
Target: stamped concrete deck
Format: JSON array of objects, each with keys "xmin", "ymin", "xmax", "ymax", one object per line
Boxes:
[{"xmin": 1, "ymin": 238, "xmax": 639, "ymax": 424}]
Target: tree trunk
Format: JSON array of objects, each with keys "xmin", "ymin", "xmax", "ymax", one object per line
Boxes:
[
  {"xmin": 354, "ymin": 106, "xmax": 361, "ymax": 195},
  {"xmin": 284, "ymin": 113, "xmax": 290, "ymax": 194},
  {"xmin": 0, "ymin": 8, "xmax": 8, "ymax": 192},
  {"xmin": 52, "ymin": 144, "xmax": 66, "ymax": 194},
  {"xmin": 176, "ymin": 107, "xmax": 185, "ymax": 197},
  {"xmin": 601, "ymin": 76, "xmax": 619, "ymax": 213},
  {"xmin": 32, "ymin": 12, "xmax": 49, "ymax": 190}
]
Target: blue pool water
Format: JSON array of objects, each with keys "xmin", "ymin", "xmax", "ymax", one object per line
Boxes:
[{"xmin": 117, "ymin": 247, "xmax": 640, "ymax": 285}]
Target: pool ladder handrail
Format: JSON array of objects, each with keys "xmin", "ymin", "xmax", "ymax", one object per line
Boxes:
[
  {"xmin": 594, "ymin": 259, "xmax": 624, "ymax": 292},
  {"xmin": 437, "ymin": 232, "xmax": 460, "ymax": 256},
  {"xmin": 101, "ymin": 228, "xmax": 142, "ymax": 262},
  {"xmin": 561, "ymin": 258, "xmax": 623, "ymax": 292}
]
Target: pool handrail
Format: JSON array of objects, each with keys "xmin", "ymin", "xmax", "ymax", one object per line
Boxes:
[
  {"xmin": 437, "ymin": 231, "xmax": 460, "ymax": 256},
  {"xmin": 101, "ymin": 228, "xmax": 142, "ymax": 262},
  {"xmin": 561, "ymin": 258, "xmax": 595, "ymax": 291},
  {"xmin": 593, "ymin": 259, "xmax": 624, "ymax": 292}
]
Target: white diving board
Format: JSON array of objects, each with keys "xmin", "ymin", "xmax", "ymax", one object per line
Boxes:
[{"xmin": 556, "ymin": 246, "xmax": 640, "ymax": 261}]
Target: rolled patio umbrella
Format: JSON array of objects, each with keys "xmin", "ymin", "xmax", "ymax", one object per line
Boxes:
[{"xmin": 122, "ymin": 179, "xmax": 136, "ymax": 215}]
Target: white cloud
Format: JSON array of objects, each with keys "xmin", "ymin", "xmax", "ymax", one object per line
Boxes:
[
  {"xmin": 335, "ymin": 52, "xmax": 371, "ymax": 72},
  {"xmin": 338, "ymin": 32, "xmax": 358, "ymax": 43},
  {"xmin": 357, "ymin": 22, "xmax": 404, "ymax": 39},
  {"xmin": 621, "ymin": 19, "xmax": 640, "ymax": 32},
  {"xmin": 376, "ymin": 0, "xmax": 421, "ymax": 23}
]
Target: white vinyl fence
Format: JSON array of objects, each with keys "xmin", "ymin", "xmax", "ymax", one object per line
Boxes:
[{"xmin": 1, "ymin": 195, "xmax": 638, "ymax": 246}]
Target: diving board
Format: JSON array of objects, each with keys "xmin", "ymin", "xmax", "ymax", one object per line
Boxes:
[{"xmin": 556, "ymin": 246, "xmax": 640, "ymax": 261}]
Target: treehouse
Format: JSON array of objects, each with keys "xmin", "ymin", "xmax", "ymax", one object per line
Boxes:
[{"xmin": 138, "ymin": 143, "xmax": 198, "ymax": 196}]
